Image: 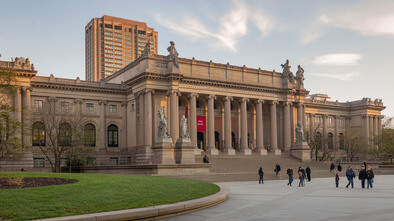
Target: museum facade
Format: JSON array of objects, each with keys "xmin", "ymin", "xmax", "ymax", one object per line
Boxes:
[{"xmin": 0, "ymin": 42, "xmax": 385, "ymax": 171}]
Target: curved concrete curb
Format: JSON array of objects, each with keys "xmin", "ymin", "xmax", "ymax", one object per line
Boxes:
[{"xmin": 35, "ymin": 184, "xmax": 230, "ymax": 221}]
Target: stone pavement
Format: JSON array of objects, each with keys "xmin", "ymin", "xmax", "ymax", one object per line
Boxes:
[{"xmin": 162, "ymin": 175, "xmax": 394, "ymax": 221}]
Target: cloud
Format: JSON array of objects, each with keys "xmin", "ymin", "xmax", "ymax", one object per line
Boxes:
[
  {"xmin": 299, "ymin": 23, "xmax": 325, "ymax": 45},
  {"xmin": 309, "ymin": 72, "xmax": 360, "ymax": 81},
  {"xmin": 313, "ymin": 53, "xmax": 362, "ymax": 66},
  {"xmin": 155, "ymin": 1, "xmax": 273, "ymax": 52},
  {"xmin": 320, "ymin": 1, "xmax": 394, "ymax": 37}
]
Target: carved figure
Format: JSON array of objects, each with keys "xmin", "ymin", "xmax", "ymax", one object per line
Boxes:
[
  {"xmin": 167, "ymin": 41, "xmax": 179, "ymax": 68},
  {"xmin": 180, "ymin": 115, "xmax": 189, "ymax": 138},
  {"xmin": 158, "ymin": 106, "xmax": 170, "ymax": 138},
  {"xmin": 281, "ymin": 59, "xmax": 295, "ymax": 84},
  {"xmin": 141, "ymin": 43, "xmax": 151, "ymax": 57},
  {"xmin": 295, "ymin": 121, "xmax": 305, "ymax": 142},
  {"xmin": 295, "ymin": 65, "xmax": 304, "ymax": 85}
]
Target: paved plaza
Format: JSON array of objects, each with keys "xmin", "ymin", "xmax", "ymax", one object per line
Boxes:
[{"xmin": 163, "ymin": 175, "xmax": 394, "ymax": 221}]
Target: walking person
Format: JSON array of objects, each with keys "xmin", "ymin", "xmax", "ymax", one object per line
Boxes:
[
  {"xmin": 366, "ymin": 166, "xmax": 374, "ymax": 189},
  {"xmin": 359, "ymin": 165, "xmax": 367, "ymax": 188},
  {"xmin": 287, "ymin": 168, "xmax": 293, "ymax": 186},
  {"xmin": 298, "ymin": 166, "xmax": 306, "ymax": 187},
  {"xmin": 345, "ymin": 166, "xmax": 355, "ymax": 188},
  {"xmin": 330, "ymin": 161, "xmax": 335, "ymax": 173},
  {"xmin": 306, "ymin": 166, "xmax": 311, "ymax": 182},
  {"xmin": 335, "ymin": 171, "xmax": 340, "ymax": 188},
  {"xmin": 337, "ymin": 163, "xmax": 342, "ymax": 172},
  {"xmin": 258, "ymin": 167, "xmax": 264, "ymax": 184},
  {"xmin": 275, "ymin": 163, "xmax": 281, "ymax": 175}
]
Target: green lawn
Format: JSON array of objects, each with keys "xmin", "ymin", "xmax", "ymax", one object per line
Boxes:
[{"xmin": 0, "ymin": 172, "xmax": 220, "ymax": 220}]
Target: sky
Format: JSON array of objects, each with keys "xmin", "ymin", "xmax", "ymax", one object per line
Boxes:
[{"xmin": 0, "ymin": 0, "xmax": 393, "ymax": 120}]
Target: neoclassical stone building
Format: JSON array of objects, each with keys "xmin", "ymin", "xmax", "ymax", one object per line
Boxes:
[{"xmin": 0, "ymin": 43, "xmax": 385, "ymax": 171}]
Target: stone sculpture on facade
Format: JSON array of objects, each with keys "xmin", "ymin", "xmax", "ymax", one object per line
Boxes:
[
  {"xmin": 295, "ymin": 121, "xmax": 305, "ymax": 142},
  {"xmin": 180, "ymin": 115, "xmax": 189, "ymax": 138},
  {"xmin": 167, "ymin": 41, "xmax": 179, "ymax": 68},
  {"xmin": 295, "ymin": 65, "xmax": 304, "ymax": 86},
  {"xmin": 281, "ymin": 59, "xmax": 295, "ymax": 84},
  {"xmin": 158, "ymin": 106, "xmax": 170, "ymax": 138},
  {"xmin": 141, "ymin": 42, "xmax": 151, "ymax": 57}
]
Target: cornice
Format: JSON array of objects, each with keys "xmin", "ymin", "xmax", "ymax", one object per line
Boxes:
[{"xmin": 31, "ymin": 81, "xmax": 126, "ymax": 95}]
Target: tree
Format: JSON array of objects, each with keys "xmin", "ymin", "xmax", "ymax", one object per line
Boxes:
[
  {"xmin": 373, "ymin": 116, "xmax": 394, "ymax": 163},
  {"xmin": 33, "ymin": 98, "xmax": 91, "ymax": 172},
  {"xmin": 0, "ymin": 70, "xmax": 27, "ymax": 162},
  {"xmin": 343, "ymin": 128, "xmax": 366, "ymax": 162},
  {"xmin": 307, "ymin": 130, "xmax": 333, "ymax": 161}
]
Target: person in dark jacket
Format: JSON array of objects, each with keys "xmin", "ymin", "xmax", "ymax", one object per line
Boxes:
[
  {"xmin": 258, "ymin": 167, "xmax": 264, "ymax": 184},
  {"xmin": 203, "ymin": 155, "xmax": 209, "ymax": 163},
  {"xmin": 306, "ymin": 166, "xmax": 311, "ymax": 182},
  {"xmin": 337, "ymin": 163, "xmax": 342, "ymax": 172},
  {"xmin": 366, "ymin": 166, "xmax": 374, "ymax": 189},
  {"xmin": 275, "ymin": 163, "xmax": 281, "ymax": 175},
  {"xmin": 335, "ymin": 171, "xmax": 340, "ymax": 188},
  {"xmin": 346, "ymin": 166, "xmax": 355, "ymax": 188},
  {"xmin": 359, "ymin": 165, "xmax": 367, "ymax": 188},
  {"xmin": 287, "ymin": 168, "xmax": 293, "ymax": 186},
  {"xmin": 330, "ymin": 162, "xmax": 335, "ymax": 173}
]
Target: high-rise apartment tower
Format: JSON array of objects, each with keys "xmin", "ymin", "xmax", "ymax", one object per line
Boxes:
[{"xmin": 85, "ymin": 15, "xmax": 158, "ymax": 81}]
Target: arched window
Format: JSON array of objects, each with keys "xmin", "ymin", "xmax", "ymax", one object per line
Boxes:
[
  {"xmin": 84, "ymin": 123, "xmax": 96, "ymax": 147},
  {"xmin": 339, "ymin": 133, "xmax": 344, "ymax": 150},
  {"xmin": 328, "ymin": 132, "xmax": 333, "ymax": 149},
  {"xmin": 108, "ymin": 124, "xmax": 118, "ymax": 147},
  {"xmin": 32, "ymin": 121, "xmax": 45, "ymax": 146},
  {"xmin": 59, "ymin": 122, "xmax": 72, "ymax": 146}
]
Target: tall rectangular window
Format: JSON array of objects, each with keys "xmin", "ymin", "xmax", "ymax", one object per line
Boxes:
[
  {"xmin": 61, "ymin": 102, "xmax": 69, "ymax": 110},
  {"xmin": 86, "ymin": 103, "xmax": 94, "ymax": 111},
  {"xmin": 34, "ymin": 100, "xmax": 43, "ymax": 109},
  {"xmin": 109, "ymin": 105, "xmax": 117, "ymax": 113}
]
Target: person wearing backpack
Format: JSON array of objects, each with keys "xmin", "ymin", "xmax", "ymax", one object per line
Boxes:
[{"xmin": 258, "ymin": 167, "xmax": 264, "ymax": 184}]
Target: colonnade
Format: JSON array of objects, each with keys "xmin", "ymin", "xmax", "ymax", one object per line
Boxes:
[
  {"xmin": 14, "ymin": 87, "xmax": 31, "ymax": 145},
  {"xmin": 134, "ymin": 89, "xmax": 308, "ymax": 155},
  {"xmin": 363, "ymin": 115, "xmax": 382, "ymax": 145}
]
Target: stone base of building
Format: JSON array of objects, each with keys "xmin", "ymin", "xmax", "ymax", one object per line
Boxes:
[
  {"xmin": 194, "ymin": 148, "xmax": 202, "ymax": 155},
  {"xmin": 241, "ymin": 148, "xmax": 252, "ymax": 155},
  {"xmin": 175, "ymin": 138, "xmax": 195, "ymax": 164},
  {"xmin": 254, "ymin": 149, "xmax": 268, "ymax": 155},
  {"xmin": 207, "ymin": 148, "xmax": 219, "ymax": 155},
  {"xmin": 222, "ymin": 148, "xmax": 235, "ymax": 155},
  {"xmin": 273, "ymin": 149, "xmax": 282, "ymax": 155},
  {"xmin": 291, "ymin": 141, "xmax": 311, "ymax": 162},
  {"xmin": 152, "ymin": 138, "xmax": 175, "ymax": 165},
  {"xmin": 79, "ymin": 163, "xmax": 211, "ymax": 176}
]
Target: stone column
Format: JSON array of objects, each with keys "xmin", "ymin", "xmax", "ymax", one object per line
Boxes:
[
  {"xmin": 309, "ymin": 114, "xmax": 315, "ymax": 140},
  {"xmin": 188, "ymin": 93, "xmax": 200, "ymax": 155},
  {"xmin": 334, "ymin": 115, "xmax": 339, "ymax": 149},
  {"xmin": 99, "ymin": 100, "xmax": 107, "ymax": 148},
  {"xmin": 284, "ymin": 102, "xmax": 292, "ymax": 153},
  {"xmin": 240, "ymin": 98, "xmax": 251, "ymax": 155},
  {"xmin": 144, "ymin": 89, "xmax": 153, "ymax": 147},
  {"xmin": 121, "ymin": 101, "xmax": 128, "ymax": 148},
  {"xmin": 255, "ymin": 99, "xmax": 266, "ymax": 155},
  {"xmin": 369, "ymin": 116, "xmax": 374, "ymax": 146},
  {"xmin": 323, "ymin": 115, "xmax": 327, "ymax": 138},
  {"xmin": 22, "ymin": 87, "xmax": 32, "ymax": 146},
  {"xmin": 14, "ymin": 87, "xmax": 22, "ymax": 123},
  {"xmin": 207, "ymin": 95, "xmax": 218, "ymax": 155},
  {"xmin": 374, "ymin": 115, "xmax": 378, "ymax": 144},
  {"xmin": 270, "ymin": 101, "xmax": 280, "ymax": 155},
  {"xmin": 378, "ymin": 116, "xmax": 382, "ymax": 136},
  {"xmin": 297, "ymin": 103, "xmax": 303, "ymax": 124},
  {"xmin": 364, "ymin": 115, "xmax": 369, "ymax": 145},
  {"xmin": 139, "ymin": 92, "xmax": 145, "ymax": 146},
  {"xmin": 223, "ymin": 96, "xmax": 235, "ymax": 155},
  {"xmin": 169, "ymin": 90, "xmax": 180, "ymax": 143}
]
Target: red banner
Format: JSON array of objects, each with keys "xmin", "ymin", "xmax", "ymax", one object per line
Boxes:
[{"xmin": 197, "ymin": 116, "xmax": 206, "ymax": 132}]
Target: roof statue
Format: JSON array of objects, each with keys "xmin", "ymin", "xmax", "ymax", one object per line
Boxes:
[
  {"xmin": 281, "ymin": 59, "xmax": 295, "ymax": 84},
  {"xmin": 141, "ymin": 42, "xmax": 151, "ymax": 57},
  {"xmin": 295, "ymin": 65, "xmax": 304, "ymax": 86},
  {"xmin": 167, "ymin": 41, "xmax": 179, "ymax": 68}
]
